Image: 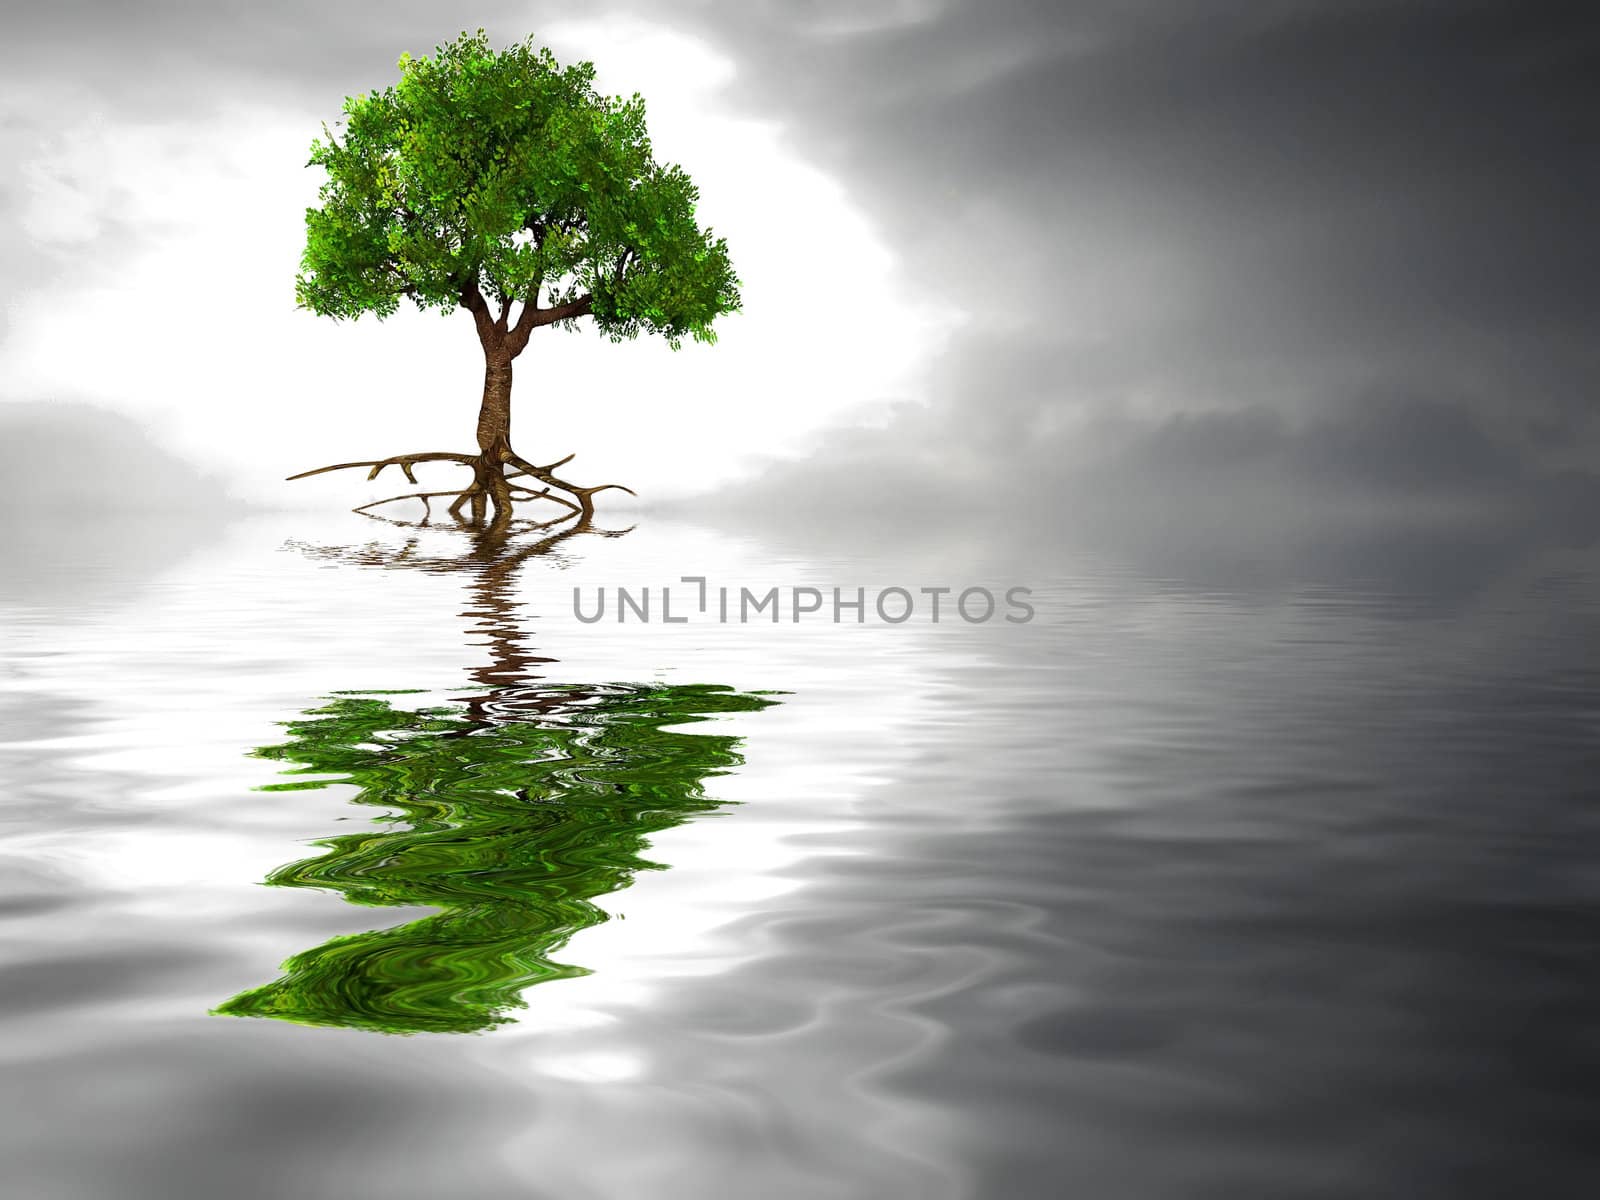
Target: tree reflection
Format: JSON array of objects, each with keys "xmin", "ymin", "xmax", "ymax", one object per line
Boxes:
[{"xmin": 214, "ymin": 514, "xmax": 779, "ymax": 1034}]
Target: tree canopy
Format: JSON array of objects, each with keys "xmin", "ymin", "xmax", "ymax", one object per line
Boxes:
[{"xmin": 296, "ymin": 29, "xmax": 740, "ymax": 350}]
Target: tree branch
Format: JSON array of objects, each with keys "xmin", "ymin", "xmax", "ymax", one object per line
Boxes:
[
  {"xmin": 507, "ymin": 279, "xmax": 542, "ymax": 353},
  {"xmin": 459, "ymin": 280, "xmax": 503, "ymax": 350},
  {"xmin": 542, "ymin": 293, "xmax": 594, "ymax": 325},
  {"xmin": 384, "ymin": 262, "xmax": 419, "ymax": 299},
  {"xmin": 506, "ymin": 292, "xmax": 593, "ymax": 357}
]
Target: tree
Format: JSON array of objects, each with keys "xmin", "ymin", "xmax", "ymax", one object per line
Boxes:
[{"xmin": 288, "ymin": 29, "xmax": 741, "ymax": 526}]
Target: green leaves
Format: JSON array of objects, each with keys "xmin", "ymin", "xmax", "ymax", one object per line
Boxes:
[{"xmin": 296, "ymin": 29, "xmax": 740, "ymax": 348}]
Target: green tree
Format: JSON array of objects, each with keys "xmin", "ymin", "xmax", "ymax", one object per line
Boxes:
[{"xmin": 288, "ymin": 29, "xmax": 741, "ymax": 525}]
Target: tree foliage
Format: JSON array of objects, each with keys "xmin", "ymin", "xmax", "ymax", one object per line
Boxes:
[{"xmin": 296, "ymin": 29, "xmax": 740, "ymax": 349}]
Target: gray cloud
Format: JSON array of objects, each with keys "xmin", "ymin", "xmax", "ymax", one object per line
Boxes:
[
  {"xmin": 5, "ymin": 1, "xmax": 1596, "ymax": 547},
  {"xmin": 0, "ymin": 402, "xmax": 242, "ymax": 514},
  {"xmin": 0, "ymin": 403, "xmax": 247, "ymax": 607},
  {"xmin": 636, "ymin": 0, "xmax": 1600, "ymax": 563}
]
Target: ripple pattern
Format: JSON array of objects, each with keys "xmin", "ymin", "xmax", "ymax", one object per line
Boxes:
[{"xmin": 213, "ymin": 682, "xmax": 779, "ymax": 1034}]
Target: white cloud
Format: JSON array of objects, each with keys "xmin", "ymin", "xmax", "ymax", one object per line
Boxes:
[{"xmin": 0, "ymin": 21, "xmax": 960, "ymax": 509}]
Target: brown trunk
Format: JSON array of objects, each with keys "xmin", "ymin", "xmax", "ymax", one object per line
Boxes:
[
  {"xmin": 476, "ymin": 352, "xmax": 514, "ymax": 458},
  {"xmin": 472, "ymin": 350, "xmax": 515, "ymax": 526},
  {"xmin": 288, "ymin": 296, "xmax": 633, "ymax": 524}
]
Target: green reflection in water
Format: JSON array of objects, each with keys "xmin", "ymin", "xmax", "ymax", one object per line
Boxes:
[{"xmin": 214, "ymin": 681, "xmax": 778, "ymax": 1034}]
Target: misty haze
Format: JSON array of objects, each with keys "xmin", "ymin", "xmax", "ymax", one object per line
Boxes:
[{"xmin": 2, "ymin": 4, "xmax": 1597, "ymax": 1199}]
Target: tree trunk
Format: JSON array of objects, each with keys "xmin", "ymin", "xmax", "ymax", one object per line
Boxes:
[
  {"xmin": 288, "ymin": 295, "xmax": 634, "ymax": 525},
  {"xmin": 476, "ymin": 351, "xmax": 514, "ymax": 458},
  {"xmin": 473, "ymin": 351, "xmax": 515, "ymax": 526}
]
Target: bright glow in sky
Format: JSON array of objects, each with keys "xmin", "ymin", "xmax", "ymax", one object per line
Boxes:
[{"xmin": 0, "ymin": 18, "xmax": 960, "ymax": 508}]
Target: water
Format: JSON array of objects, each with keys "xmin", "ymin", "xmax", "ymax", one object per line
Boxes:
[{"xmin": 2, "ymin": 511, "xmax": 1598, "ymax": 1198}]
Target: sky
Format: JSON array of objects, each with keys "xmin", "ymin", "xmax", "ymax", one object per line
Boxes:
[
  {"xmin": 0, "ymin": 2, "xmax": 957, "ymax": 509},
  {"xmin": 2, "ymin": 1, "xmax": 1596, "ymax": 542}
]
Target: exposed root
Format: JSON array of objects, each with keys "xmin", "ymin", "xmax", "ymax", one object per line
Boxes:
[
  {"xmin": 503, "ymin": 451, "xmax": 637, "ymax": 517},
  {"xmin": 353, "ymin": 489, "xmax": 468, "ymax": 521},
  {"xmin": 289, "ymin": 447, "xmax": 634, "ymax": 525},
  {"xmin": 286, "ymin": 452, "xmax": 476, "ymax": 483}
]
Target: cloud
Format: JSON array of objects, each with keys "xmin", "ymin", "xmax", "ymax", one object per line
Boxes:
[
  {"xmin": 3, "ymin": 1, "xmax": 1595, "ymax": 536},
  {"xmin": 616, "ymin": 0, "xmax": 1600, "ymax": 550},
  {"xmin": 0, "ymin": 401, "xmax": 244, "ymax": 513},
  {"xmin": 699, "ymin": 341, "xmax": 1599, "ymax": 583},
  {"xmin": 0, "ymin": 402, "xmax": 247, "ymax": 608},
  {"xmin": 0, "ymin": 6, "xmax": 955, "ymax": 507}
]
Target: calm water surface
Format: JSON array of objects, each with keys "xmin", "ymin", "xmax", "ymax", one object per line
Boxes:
[{"xmin": 2, "ymin": 512, "xmax": 1598, "ymax": 1198}]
